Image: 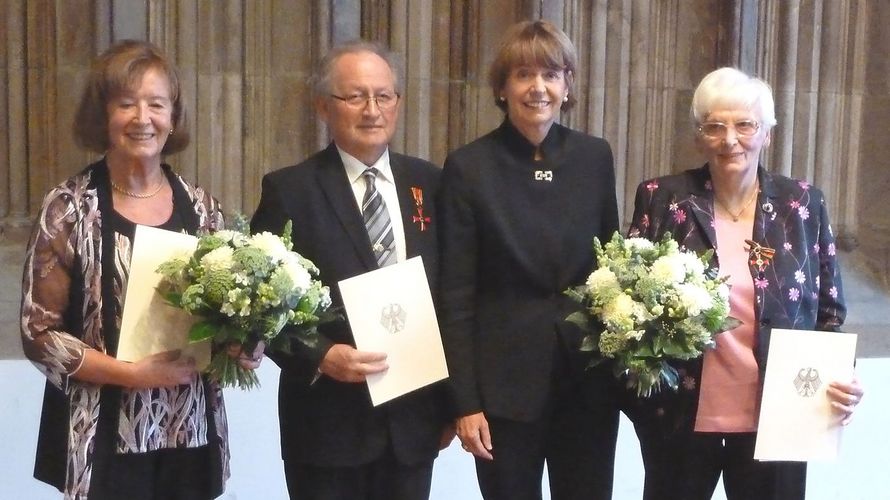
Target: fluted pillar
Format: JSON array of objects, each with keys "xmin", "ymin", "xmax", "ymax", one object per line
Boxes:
[{"xmin": 755, "ymin": 0, "xmax": 867, "ymax": 246}]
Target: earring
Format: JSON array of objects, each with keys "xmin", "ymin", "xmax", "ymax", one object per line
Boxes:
[
  {"xmin": 499, "ymin": 96, "xmax": 506, "ymax": 102},
  {"xmin": 563, "ymin": 94, "xmax": 569, "ymax": 102},
  {"xmin": 169, "ymin": 128, "xmax": 174, "ymax": 135}
]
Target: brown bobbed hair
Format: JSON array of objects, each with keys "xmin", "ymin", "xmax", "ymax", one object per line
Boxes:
[
  {"xmin": 488, "ymin": 20, "xmax": 578, "ymax": 113},
  {"xmin": 74, "ymin": 39, "xmax": 190, "ymax": 155}
]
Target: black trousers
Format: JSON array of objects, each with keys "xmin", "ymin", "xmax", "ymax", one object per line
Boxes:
[
  {"xmin": 474, "ymin": 369, "xmax": 620, "ymax": 500},
  {"xmin": 283, "ymin": 451, "xmax": 434, "ymax": 500},
  {"xmin": 87, "ymin": 446, "xmax": 215, "ymax": 500},
  {"xmin": 637, "ymin": 430, "xmax": 806, "ymax": 500}
]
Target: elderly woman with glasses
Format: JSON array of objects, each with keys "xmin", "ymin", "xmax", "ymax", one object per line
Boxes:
[{"xmin": 623, "ymin": 66, "xmax": 864, "ymax": 500}]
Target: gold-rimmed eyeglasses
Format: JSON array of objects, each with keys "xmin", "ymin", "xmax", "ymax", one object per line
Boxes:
[
  {"xmin": 697, "ymin": 120, "xmax": 760, "ymax": 139},
  {"xmin": 329, "ymin": 92, "xmax": 400, "ymax": 110}
]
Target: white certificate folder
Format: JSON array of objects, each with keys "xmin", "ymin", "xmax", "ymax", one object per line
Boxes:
[
  {"xmin": 117, "ymin": 225, "xmax": 210, "ymax": 368},
  {"xmin": 754, "ymin": 328, "xmax": 857, "ymax": 462},
  {"xmin": 338, "ymin": 256, "xmax": 448, "ymax": 406}
]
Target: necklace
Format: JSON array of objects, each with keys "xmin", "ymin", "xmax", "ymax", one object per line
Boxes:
[
  {"xmin": 715, "ymin": 185, "xmax": 759, "ymax": 222},
  {"xmin": 110, "ymin": 177, "xmax": 166, "ymax": 199}
]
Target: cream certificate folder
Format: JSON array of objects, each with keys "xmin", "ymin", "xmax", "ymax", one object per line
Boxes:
[
  {"xmin": 338, "ymin": 256, "xmax": 448, "ymax": 406},
  {"xmin": 117, "ymin": 225, "xmax": 210, "ymax": 368},
  {"xmin": 754, "ymin": 328, "xmax": 857, "ymax": 462}
]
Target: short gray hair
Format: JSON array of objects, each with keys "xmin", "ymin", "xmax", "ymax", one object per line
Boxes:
[
  {"xmin": 311, "ymin": 40, "xmax": 402, "ymax": 97},
  {"xmin": 691, "ymin": 67, "xmax": 777, "ymax": 129}
]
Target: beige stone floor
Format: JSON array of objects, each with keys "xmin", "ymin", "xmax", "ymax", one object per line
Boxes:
[{"xmin": 1, "ymin": 358, "xmax": 886, "ymax": 499}]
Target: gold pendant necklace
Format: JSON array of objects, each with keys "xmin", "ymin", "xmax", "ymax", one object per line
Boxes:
[
  {"xmin": 715, "ymin": 185, "xmax": 759, "ymax": 222},
  {"xmin": 110, "ymin": 177, "xmax": 166, "ymax": 199}
]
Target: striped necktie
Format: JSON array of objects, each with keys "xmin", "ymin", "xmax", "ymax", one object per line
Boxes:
[{"xmin": 361, "ymin": 168, "xmax": 397, "ymax": 267}]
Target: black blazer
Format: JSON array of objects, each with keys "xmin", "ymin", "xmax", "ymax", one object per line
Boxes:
[
  {"xmin": 437, "ymin": 120, "xmax": 620, "ymax": 422},
  {"xmin": 251, "ymin": 143, "xmax": 447, "ymax": 467}
]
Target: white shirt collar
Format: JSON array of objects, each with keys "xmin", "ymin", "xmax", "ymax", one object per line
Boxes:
[{"xmin": 337, "ymin": 146, "xmax": 393, "ymax": 185}]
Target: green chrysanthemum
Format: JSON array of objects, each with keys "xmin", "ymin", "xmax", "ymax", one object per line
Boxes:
[
  {"xmin": 194, "ymin": 234, "xmax": 229, "ymax": 260},
  {"xmin": 268, "ymin": 267, "xmax": 296, "ymax": 300},
  {"xmin": 233, "ymin": 246, "xmax": 273, "ymax": 277},
  {"xmin": 200, "ymin": 268, "xmax": 235, "ymax": 306},
  {"xmin": 599, "ymin": 330, "xmax": 630, "ymax": 357}
]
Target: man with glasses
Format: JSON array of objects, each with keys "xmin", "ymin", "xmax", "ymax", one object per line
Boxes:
[{"xmin": 251, "ymin": 40, "xmax": 450, "ymax": 500}]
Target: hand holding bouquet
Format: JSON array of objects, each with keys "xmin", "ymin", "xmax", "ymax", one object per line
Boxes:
[
  {"xmin": 566, "ymin": 232, "xmax": 738, "ymax": 397},
  {"xmin": 156, "ymin": 219, "xmax": 331, "ymax": 389}
]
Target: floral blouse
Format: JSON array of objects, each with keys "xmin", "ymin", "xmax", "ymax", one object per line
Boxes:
[
  {"xmin": 625, "ymin": 164, "xmax": 845, "ymax": 432},
  {"xmin": 20, "ymin": 160, "xmax": 229, "ymax": 498}
]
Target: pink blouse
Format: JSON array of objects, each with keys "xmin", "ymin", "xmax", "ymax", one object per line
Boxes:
[{"xmin": 694, "ymin": 217, "xmax": 760, "ymax": 432}]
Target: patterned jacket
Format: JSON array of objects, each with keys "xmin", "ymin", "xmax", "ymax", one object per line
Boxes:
[
  {"xmin": 20, "ymin": 160, "xmax": 229, "ymax": 498},
  {"xmin": 624, "ymin": 164, "xmax": 845, "ymax": 433}
]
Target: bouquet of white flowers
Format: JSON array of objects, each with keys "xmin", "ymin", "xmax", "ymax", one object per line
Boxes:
[
  {"xmin": 156, "ymin": 219, "xmax": 332, "ymax": 389},
  {"xmin": 566, "ymin": 232, "xmax": 738, "ymax": 397}
]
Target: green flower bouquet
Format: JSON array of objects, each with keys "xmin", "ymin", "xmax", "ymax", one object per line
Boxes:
[
  {"xmin": 156, "ymin": 219, "xmax": 331, "ymax": 389},
  {"xmin": 566, "ymin": 232, "xmax": 739, "ymax": 397}
]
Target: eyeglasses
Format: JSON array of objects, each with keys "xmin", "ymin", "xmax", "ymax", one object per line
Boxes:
[
  {"xmin": 697, "ymin": 120, "xmax": 760, "ymax": 139},
  {"xmin": 329, "ymin": 92, "xmax": 400, "ymax": 110}
]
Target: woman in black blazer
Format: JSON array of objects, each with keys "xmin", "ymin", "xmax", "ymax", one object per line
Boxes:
[{"xmin": 437, "ymin": 20, "xmax": 621, "ymax": 500}]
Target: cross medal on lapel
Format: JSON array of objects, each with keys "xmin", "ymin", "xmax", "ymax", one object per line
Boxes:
[
  {"xmin": 534, "ymin": 170, "xmax": 553, "ymax": 182},
  {"xmin": 410, "ymin": 187, "xmax": 430, "ymax": 231},
  {"xmin": 744, "ymin": 239, "xmax": 775, "ymax": 274}
]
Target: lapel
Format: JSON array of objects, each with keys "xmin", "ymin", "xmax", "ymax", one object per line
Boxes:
[
  {"xmin": 685, "ymin": 166, "xmax": 718, "ymax": 254},
  {"xmin": 391, "ymin": 153, "xmax": 423, "ymax": 259},
  {"xmin": 752, "ymin": 166, "xmax": 778, "ymax": 246},
  {"xmin": 748, "ymin": 166, "xmax": 780, "ymax": 329},
  {"xmin": 315, "ymin": 144, "xmax": 379, "ymax": 270}
]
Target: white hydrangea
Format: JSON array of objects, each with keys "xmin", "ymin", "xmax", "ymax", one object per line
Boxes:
[
  {"xmin": 586, "ymin": 268, "xmax": 621, "ymax": 300},
  {"xmin": 319, "ymin": 286, "xmax": 332, "ymax": 309},
  {"xmin": 602, "ymin": 293, "xmax": 637, "ymax": 330},
  {"xmin": 625, "ymin": 237, "xmax": 655, "ymax": 252},
  {"xmin": 675, "ymin": 283, "xmax": 713, "ymax": 316},
  {"xmin": 282, "ymin": 253, "xmax": 312, "ymax": 293},
  {"xmin": 650, "ymin": 254, "xmax": 685, "ymax": 284},
  {"xmin": 677, "ymin": 252, "xmax": 706, "ymax": 279},
  {"xmin": 249, "ymin": 232, "xmax": 289, "ymax": 261},
  {"xmin": 215, "ymin": 229, "xmax": 249, "ymax": 247},
  {"xmin": 200, "ymin": 246, "xmax": 234, "ymax": 272}
]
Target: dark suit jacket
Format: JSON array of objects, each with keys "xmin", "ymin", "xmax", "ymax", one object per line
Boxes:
[
  {"xmin": 624, "ymin": 164, "xmax": 846, "ymax": 433},
  {"xmin": 437, "ymin": 120, "xmax": 620, "ymax": 422},
  {"xmin": 250, "ymin": 143, "xmax": 447, "ymax": 467}
]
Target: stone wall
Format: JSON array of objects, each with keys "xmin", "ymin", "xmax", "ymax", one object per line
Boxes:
[
  {"xmin": 3, "ymin": 1, "xmax": 889, "ymax": 359},
  {"xmin": 1, "ymin": 228, "xmax": 28, "ymax": 359}
]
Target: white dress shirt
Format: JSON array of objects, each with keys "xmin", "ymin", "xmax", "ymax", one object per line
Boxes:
[{"xmin": 337, "ymin": 146, "xmax": 406, "ymax": 263}]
